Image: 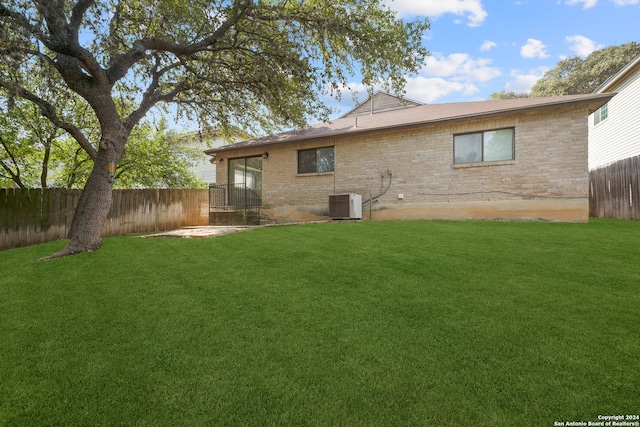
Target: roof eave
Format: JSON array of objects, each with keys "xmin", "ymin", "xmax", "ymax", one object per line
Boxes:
[{"xmin": 205, "ymin": 93, "xmax": 615, "ymax": 156}]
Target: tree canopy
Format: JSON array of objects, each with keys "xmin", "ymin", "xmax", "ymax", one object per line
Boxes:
[
  {"xmin": 530, "ymin": 41, "xmax": 640, "ymax": 96},
  {"xmin": 488, "ymin": 89, "xmax": 531, "ymax": 101},
  {"xmin": 490, "ymin": 41, "xmax": 640, "ymax": 99},
  {"xmin": 0, "ymin": 99, "xmax": 56, "ymax": 188},
  {"xmin": 0, "ymin": 0, "xmax": 430, "ymax": 258},
  {"xmin": 1, "ymin": 107, "xmax": 206, "ymax": 189}
]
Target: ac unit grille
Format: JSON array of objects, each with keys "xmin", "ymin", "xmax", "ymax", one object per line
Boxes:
[{"xmin": 329, "ymin": 194, "xmax": 362, "ymax": 219}]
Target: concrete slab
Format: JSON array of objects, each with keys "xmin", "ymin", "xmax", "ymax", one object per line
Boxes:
[{"xmin": 140, "ymin": 226, "xmax": 256, "ymax": 239}]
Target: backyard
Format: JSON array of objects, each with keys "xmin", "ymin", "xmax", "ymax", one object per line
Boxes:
[{"xmin": 0, "ymin": 219, "xmax": 638, "ymax": 426}]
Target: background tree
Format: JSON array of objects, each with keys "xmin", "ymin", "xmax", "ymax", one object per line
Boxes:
[
  {"xmin": 489, "ymin": 41, "xmax": 640, "ymax": 100},
  {"xmin": 95, "ymin": 119, "xmax": 206, "ymax": 189},
  {"xmin": 1, "ymin": 97, "xmax": 201, "ymax": 189},
  {"xmin": 47, "ymin": 119, "xmax": 206, "ymax": 189},
  {"xmin": 531, "ymin": 41, "xmax": 640, "ymax": 96},
  {"xmin": 0, "ymin": 86, "xmax": 97, "ymax": 189},
  {"xmin": 529, "ymin": 56, "xmax": 585, "ymax": 97},
  {"xmin": 0, "ymin": 0, "xmax": 430, "ymax": 258},
  {"xmin": 489, "ymin": 89, "xmax": 530, "ymax": 100},
  {"xmin": 0, "ymin": 101, "xmax": 56, "ymax": 189}
]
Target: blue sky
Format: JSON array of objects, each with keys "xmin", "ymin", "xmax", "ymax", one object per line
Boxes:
[{"xmin": 323, "ymin": 0, "xmax": 640, "ymax": 118}]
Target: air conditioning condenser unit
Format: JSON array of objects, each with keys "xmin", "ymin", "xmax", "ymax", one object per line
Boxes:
[{"xmin": 329, "ymin": 193, "xmax": 362, "ymax": 220}]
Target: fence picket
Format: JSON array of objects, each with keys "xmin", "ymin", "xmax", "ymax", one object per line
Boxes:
[
  {"xmin": 589, "ymin": 155, "xmax": 640, "ymax": 220},
  {"xmin": 0, "ymin": 188, "xmax": 208, "ymax": 251},
  {"xmin": 27, "ymin": 188, "xmax": 42, "ymax": 246}
]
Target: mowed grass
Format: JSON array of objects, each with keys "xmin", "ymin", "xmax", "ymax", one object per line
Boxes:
[{"xmin": 1, "ymin": 219, "xmax": 639, "ymax": 426}]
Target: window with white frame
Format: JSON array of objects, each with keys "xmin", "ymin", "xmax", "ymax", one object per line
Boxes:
[
  {"xmin": 594, "ymin": 103, "xmax": 608, "ymax": 125},
  {"xmin": 454, "ymin": 128, "xmax": 515, "ymax": 164}
]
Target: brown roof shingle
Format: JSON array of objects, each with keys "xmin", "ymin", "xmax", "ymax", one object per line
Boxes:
[{"xmin": 206, "ymin": 93, "xmax": 615, "ymax": 154}]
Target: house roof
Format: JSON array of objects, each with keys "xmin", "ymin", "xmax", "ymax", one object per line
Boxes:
[
  {"xmin": 205, "ymin": 93, "xmax": 615, "ymax": 155},
  {"xmin": 594, "ymin": 53, "xmax": 640, "ymax": 93}
]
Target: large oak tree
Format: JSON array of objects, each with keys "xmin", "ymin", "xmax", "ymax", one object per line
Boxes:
[{"xmin": 0, "ymin": 0, "xmax": 429, "ymax": 258}]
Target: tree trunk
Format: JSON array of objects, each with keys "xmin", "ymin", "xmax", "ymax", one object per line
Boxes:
[
  {"xmin": 38, "ymin": 135, "xmax": 125, "ymax": 261},
  {"xmin": 65, "ymin": 154, "xmax": 114, "ymax": 252},
  {"xmin": 40, "ymin": 141, "xmax": 51, "ymax": 188}
]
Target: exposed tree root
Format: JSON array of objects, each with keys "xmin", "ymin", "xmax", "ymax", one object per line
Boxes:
[{"xmin": 35, "ymin": 242, "xmax": 102, "ymax": 262}]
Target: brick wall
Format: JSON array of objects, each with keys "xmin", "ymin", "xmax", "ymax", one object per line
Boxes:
[{"xmin": 216, "ymin": 105, "xmax": 590, "ymax": 223}]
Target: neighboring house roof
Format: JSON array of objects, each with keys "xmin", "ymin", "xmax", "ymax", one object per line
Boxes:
[
  {"xmin": 340, "ymin": 91, "xmax": 423, "ymax": 118},
  {"xmin": 206, "ymin": 93, "xmax": 615, "ymax": 155},
  {"xmin": 593, "ymin": 53, "xmax": 640, "ymax": 93}
]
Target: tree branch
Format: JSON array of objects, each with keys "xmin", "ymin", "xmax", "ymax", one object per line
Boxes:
[
  {"xmin": 0, "ymin": 135, "xmax": 26, "ymax": 188},
  {"xmin": 41, "ymin": 136, "xmax": 52, "ymax": 188},
  {"xmin": 0, "ymin": 80, "xmax": 97, "ymax": 160},
  {"xmin": 106, "ymin": 0, "xmax": 252, "ymax": 85},
  {"xmin": 69, "ymin": 0, "xmax": 95, "ymax": 35},
  {"xmin": 125, "ymin": 78, "xmax": 189, "ymax": 132},
  {"xmin": 0, "ymin": 5, "xmax": 43, "ymax": 39},
  {"xmin": 32, "ymin": 1, "xmax": 109, "ymax": 87}
]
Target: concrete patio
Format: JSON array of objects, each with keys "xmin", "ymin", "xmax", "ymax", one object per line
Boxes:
[{"xmin": 140, "ymin": 225, "xmax": 257, "ymax": 239}]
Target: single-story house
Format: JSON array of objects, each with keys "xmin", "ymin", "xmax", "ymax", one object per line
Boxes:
[
  {"xmin": 205, "ymin": 92, "xmax": 613, "ymax": 224},
  {"xmin": 589, "ymin": 54, "xmax": 640, "ymax": 170}
]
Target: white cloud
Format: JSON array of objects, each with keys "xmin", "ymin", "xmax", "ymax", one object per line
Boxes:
[
  {"xmin": 520, "ymin": 38, "xmax": 549, "ymax": 59},
  {"xmin": 385, "ymin": 0, "xmax": 488, "ymax": 27},
  {"xmin": 565, "ymin": 0, "xmax": 598, "ymax": 9},
  {"xmin": 613, "ymin": 0, "xmax": 639, "ymax": 4},
  {"xmin": 480, "ymin": 41, "xmax": 497, "ymax": 52},
  {"xmin": 404, "ymin": 77, "xmax": 479, "ymax": 103},
  {"xmin": 504, "ymin": 67, "xmax": 549, "ymax": 93},
  {"xmin": 330, "ymin": 52, "xmax": 501, "ymax": 107},
  {"xmin": 322, "ymin": 77, "xmax": 476, "ymax": 112},
  {"xmin": 400, "ymin": 52, "xmax": 500, "ymax": 102},
  {"xmin": 565, "ymin": 35, "xmax": 604, "ymax": 57},
  {"xmin": 423, "ymin": 53, "xmax": 501, "ymax": 82}
]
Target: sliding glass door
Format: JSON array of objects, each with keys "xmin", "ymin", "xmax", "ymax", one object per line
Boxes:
[{"xmin": 228, "ymin": 157, "xmax": 262, "ymax": 206}]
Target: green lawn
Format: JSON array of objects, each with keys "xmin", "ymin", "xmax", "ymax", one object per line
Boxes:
[{"xmin": 1, "ymin": 219, "xmax": 639, "ymax": 426}]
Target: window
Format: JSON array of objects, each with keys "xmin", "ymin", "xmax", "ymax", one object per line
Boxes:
[
  {"xmin": 594, "ymin": 103, "xmax": 608, "ymax": 125},
  {"xmin": 454, "ymin": 128, "xmax": 514, "ymax": 164},
  {"xmin": 298, "ymin": 146, "xmax": 334, "ymax": 174}
]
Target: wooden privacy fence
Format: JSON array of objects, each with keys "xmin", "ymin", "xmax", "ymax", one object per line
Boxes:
[
  {"xmin": 589, "ymin": 155, "xmax": 640, "ymax": 220},
  {"xmin": 0, "ymin": 188, "xmax": 209, "ymax": 251}
]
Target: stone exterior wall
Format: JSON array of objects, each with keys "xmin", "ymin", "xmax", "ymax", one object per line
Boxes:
[{"xmin": 215, "ymin": 105, "xmax": 590, "ymax": 223}]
